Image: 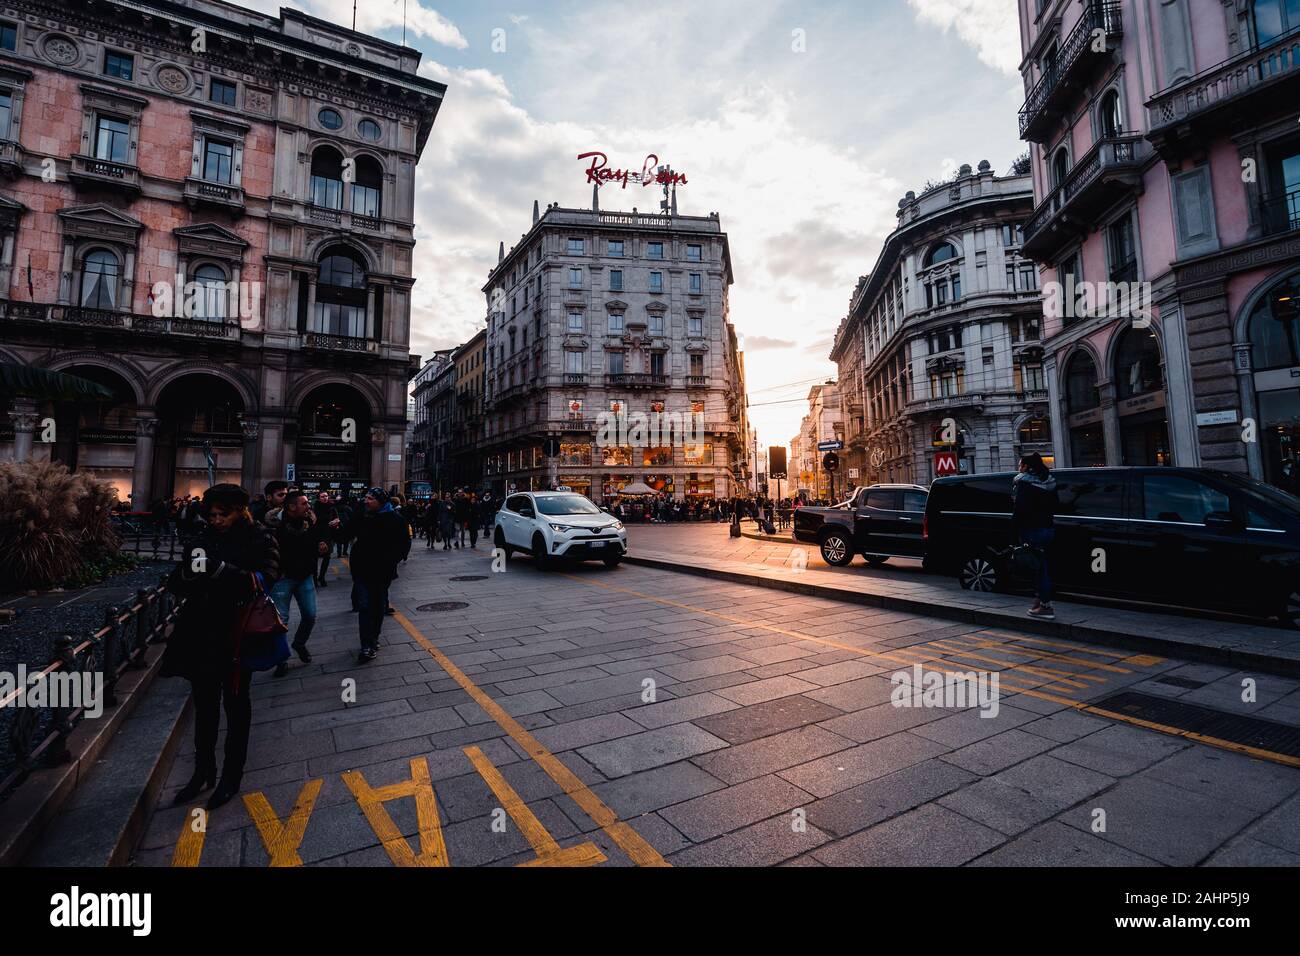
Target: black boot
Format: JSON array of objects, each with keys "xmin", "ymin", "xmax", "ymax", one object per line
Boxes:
[
  {"xmin": 172, "ymin": 763, "xmax": 217, "ymax": 805},
  {"xmin": 293, "ymin": 641, "xmax": 312, "ymax": 663},
  {"xmin": 207, "ymin": 776, "xmax": 241, "ymax": 810}
]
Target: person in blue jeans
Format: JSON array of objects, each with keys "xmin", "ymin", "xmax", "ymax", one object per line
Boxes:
[
  {"xmin": 264, "ymin": 490, "xmax": 327, "ymax": 676},
  {"xmin": 1012, "ymin": 452, "xmax": 1058, "ymax": 620}
]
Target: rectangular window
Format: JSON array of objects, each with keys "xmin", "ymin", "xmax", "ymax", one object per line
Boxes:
[
  {"xmin": 951, "ymin": 275, "xmax": 962, "ymax": 300},
  {"xmin": 608, "ymin": 313, "xmax": 624, "ymax": 334},
  {"xmin": 684, "ymin": 443, "xmax": 713, "ymax": 465},
  {"xmin": 94, "ymin": 115, "xmax": 130, "ymax": 163},
  {"xmin": 104, "ymin": 51, "xmax": 134, "ymax": 81},
  {"xmin": 0, "ymin": 92, "xmax": 11, "ymax": 140},
  {"xmin": 565, "ymin": 352, "xmax": 583, "ymax": 374},
  {"xmin": 650, "ymin": 352, "xmax": 665, "ymax": 376},
  {"xmin": 608, "ymin": 351, "xmax": 625, "ymax": 375},
  {"xmin": 649, "ymin": 272, "xmax": 663, "ymax": 293},
  {"xmin": 568, "ymin": 237, "xmax": 585, "ymax": 254},
  {"xmin": 608, "ymin": 239, "xmax": 624, "ymax": 257},
  {"xmin": 925, "ymin": 283, "xmax": 934, "ymax": 309},
  {"xmin": 0, "ymin": 22, "xmax": 16, "ymax": 51},
  {"xmin": 936, "ymin": 282, "xmax": 948, "ymax": 306},
  {"xmin": 688, "ymin": 315, "xmax": 703, "ymax": 336},
  {"xmin": 351, "ymin": 183, "xmax": 381, "ymax": 217},
  {"xmin": 569, "ymin": 267, "xmax": 582, "ymax": 288},
  {"xmin": 689, "ymin": 354, "xmax": 704, "ymax": 377},
  {"xmin": 686, "ymin": 244, "xmax": 702, "ymax": 261},
  {"xmin": 567, "ymin": 312, "xmax": 583, "ymax": 332},
  {"xmin": 648, "ymin": 242, "xmax": 664, "ymax": 259},
  {"xmin": 210, "ymin": 79, "xmax": 237, "ymax": 107},
  {"xmin": 689, "ymin": 273, "xmax": 702, "ymax": 293},
  {"xmin": 1019, "ymin": 263, "xmax": 1037, "ymax": 291},
  {"xmin": 609, "ymin": 269, "xmax": 623, "ymax": 292},
  {"xmin": 1108, "ymin": 215, "xmax": 1138, "ymax": 281},
  {"xmin": 649, "ymin": 313, "xmax": 664, "ymax": 334},
  {"xmin": 311, "ymin": 172, "xmax": 342, "ymax": 209},
  {"xmin": 202, "ymin": 139, "xmax": 233, "ymax": 183}
]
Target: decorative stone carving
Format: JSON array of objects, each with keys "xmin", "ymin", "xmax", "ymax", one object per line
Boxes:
[
  {"xmin": 244, "ymin": 88, "xmax": 272, "ymax": 115},
  {"xmin": 41, "ymin": 35, "xmax": 80, "ymax": 65},
  {"xmin": 344, "ymin": 42, "xmax": 363, "ymax": 58},
  {"xmin": 135, "ymin": 417, "xmax": 160, "ymax": 438},
  {"xmin": 155, "ymin": 65, "xmax": 190, "ymax": 93},
  {"xmin": 370, "ymin": 424, "xmax": 386, "ymax": 445}
]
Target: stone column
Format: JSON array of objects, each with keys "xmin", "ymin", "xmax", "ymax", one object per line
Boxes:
[
  {"xmin": 1099, "ymin": 381, "xmax": 1122, "ymax": 466},
  {"xmin": 8, "ymin": 396, "xmax": 39, "ymax": 461},
  {"xmin": 240, "ymin": 417, "xmax": 259, "ymax": 492},
  {"xmin": 131, "ymin": 415, "xmax": 159, "ymax": 509}
]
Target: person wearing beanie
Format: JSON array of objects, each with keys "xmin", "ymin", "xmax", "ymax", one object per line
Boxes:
[{"xmin": 331, "ymin": 487, "xmax": 410, "ymax": 663}]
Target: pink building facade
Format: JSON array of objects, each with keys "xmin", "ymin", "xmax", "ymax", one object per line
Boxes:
[{"xmin": 1017, "ymin": 0, "xmax": 1300, "ymax": 483}]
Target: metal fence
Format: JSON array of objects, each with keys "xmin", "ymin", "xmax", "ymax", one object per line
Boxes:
[{"xmin": 0, "ymin": 576, "xmax": 181, "ymax": 802}]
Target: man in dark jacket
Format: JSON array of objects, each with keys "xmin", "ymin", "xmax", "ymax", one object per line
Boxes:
[
  {"xmin": 1012, "ymin": 453, "xmax": 1059, "ymax": 620},
  {"xmin": 332, "ymin": 487, "xmax": 411, "ymax": 663},
  {"xmin": 265, "ymin": 490, "xmax": 328, "ymax": 676},
  {"xmin": 313, "ymin": 492, "xmax": 337, "ymax": 587}
]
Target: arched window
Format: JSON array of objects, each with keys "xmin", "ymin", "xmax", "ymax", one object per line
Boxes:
[
  {"xmin": 1247, "ymin": 269, "xmax": 1300, "ymax": 371},
  {"xmin": 1113, "ymin": 327, "xmax": 1164, "ymax": 399},
  {"xmin": 1052, "ymin": 147, "xmax": 1070, "ymax": 189},
  {"xmin": 310, "ymin": 146, "xmax": 344, "ymax": 209},
  {"xmin": 314, "ymin": 247, "xmax": 367, "ymax": 339},
  {"xmin": 190, "ymin": 264, "xmax": 228, "ymax": 321},
  {"xmin": 1018, "ymin": 417, "xmax": 1052, "ymax": 444},
  {"xmin": 350, "ymin": 155, "xmax": 383, "ymax": 217},
  {"xmin": 1254, "ymin": 0, "xmax": 1300, "ymax": 46},
  {"xmin": 1064, "ymin": 351, "xmax": 1100, "ymax": 413},
  {"xmin": 925, "ymin": 242, "xmax": 958, "ymax": 267},
  {"xmin": 79, "ymin": 248, "xmax": 120, "ymax": 310},
  {"xmin": 1099, "ymin": 89, "xmax": 1123, "ymax": 138}
]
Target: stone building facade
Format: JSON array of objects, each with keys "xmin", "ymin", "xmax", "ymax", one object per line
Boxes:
[
  {"xmin": 0, "ymin": 0, "xmax": 443, "ymax": 503},
  {"xmin": 479, "ymin": 200, "xmax": 748, "ymax": 503},
  {"xmin": 832, "ymin": 163, "xmax": 1049, "ymax": 486}
]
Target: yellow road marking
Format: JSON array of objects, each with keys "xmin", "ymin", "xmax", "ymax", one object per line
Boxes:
[
  {"xmin": 170, "ymin": 811, "xmax": 205, "ymax": 867},
  {"xmin": 393, "ymin": 610, "xmax": 669, "ymax": 867},
  {"xmin": 939, "ymin": 635, "xmax": 1133, "ymax": 674},
  {"xmin": 243, "ymin": 779, "xmax": 323, "ymax": 867},
  {"xmin": 464, "ymin": 745, "xmax": 606, "ymax": 867},
  {"xmin": 565, "ymin": 573, "xmax": 1300, "ymax": 768},
  {"xmin": 342, "ymin": 757, "xmax": 450, "ymax": 867}
]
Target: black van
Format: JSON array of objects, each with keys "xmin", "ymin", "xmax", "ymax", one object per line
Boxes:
[{"xmin": 922, "ymin": 467, "xmax": 1300, "ymax": 626}]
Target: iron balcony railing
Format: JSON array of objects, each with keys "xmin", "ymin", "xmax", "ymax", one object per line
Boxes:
[
  {"xmin": 1259, "ymin": 185, "xmax": 1300, "ymax": 238},
  {"xmin": 1147, "ymin": 25, "xmax": 1300, "ymax": 131},
  {"xmin": 606, "ymin": 373, "xmax": 669, "ymax": 388},
  {"xmin": 0, "ymin": 302, "xmax": 241, "ymax": 339},
  {"xmin": 1023, "ymin": 134, "xmax": 1147, "ymax": 246},
  {"xmin": 1020, "ymin": 1, "xmax": 1123, "ymax": 141}
]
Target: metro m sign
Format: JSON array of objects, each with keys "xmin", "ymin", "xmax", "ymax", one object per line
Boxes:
[{"xmin": 934, "ymin": 451, "xmax": 959, "ymax": 477}]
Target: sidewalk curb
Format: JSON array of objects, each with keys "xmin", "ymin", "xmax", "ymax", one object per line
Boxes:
[{"xmin": 622, "ymin": 553, "xmax": 1300, "ymax": 678}]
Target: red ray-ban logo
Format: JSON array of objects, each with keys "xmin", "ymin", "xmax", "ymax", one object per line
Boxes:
[{"xmin": 577, "ymin": 151, "xmax": 689, "ymax": 189}]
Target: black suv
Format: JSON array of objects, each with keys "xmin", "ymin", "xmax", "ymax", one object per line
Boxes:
[{"xmin": 922, "ymin": 467, "xmax": 1300, "ymax": 626}]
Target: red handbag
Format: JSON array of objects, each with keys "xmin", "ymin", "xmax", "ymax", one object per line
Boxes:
[{"xmin": 232, "ymin": 573, "xmax": 289, "ymax": 688}]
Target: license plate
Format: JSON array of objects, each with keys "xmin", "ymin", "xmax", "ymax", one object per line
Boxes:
[{"xmin": 591, "ymin": 540, "xmax": 606, "ymax": 547}]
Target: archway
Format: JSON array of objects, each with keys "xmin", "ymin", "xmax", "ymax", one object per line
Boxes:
[
  {"xmin": 43, "ymin": 365, "xmax": 138, "ymax": 501},
  {"xmin": 154, "ymin": 374, "xmax": 246, "ymax": 499},
  {"xmin": 296, "ymin": 383, "xmax": 372, "ymax": 496},
  {"xmin": 1063, "ymin": 350, "xmax": 1105, "ymax": 466},
  {"xmin": 1112, "ymin": 327, "xmax": 1170, "ymax": 466}
]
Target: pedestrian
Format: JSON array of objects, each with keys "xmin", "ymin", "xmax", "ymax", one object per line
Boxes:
[
  {"xmin": 335, "ymin": 497, "xmax": 353, "ymax": 556},
  {"xmin": 455, "ymin": 491, "xmax": 471, "ymax": 547},
  {"xmin": 253, "ymin": 481, "xmax": 288, "ymax": 526},
  {"xmin": 163, "ymin": 483, "xmax": 280, "ymax": 811},
  {"xmin": 265, "ymin": 490, "xmax": 326, "ymax": 677},
  {"xmin": 422, "ymin": 501, "xmax": 438, "ymax": 549},
  {"xmin": 332, "ymin": 488, "xmax": 411, "ymax": 664},
  {"xmin": 438, "ymin": 492, "xmax": 456, "ymax": 549},
  {"xmin": 1012, "ymin": 452, "xmax": 1058, "ymax": 620},
  {"xmin": 467, "ymin": 492, "xmax": 480, "ymax": 548},
  {"xmin": 313, "ymin": 492, "xmax": 337, "ymax": 587}
]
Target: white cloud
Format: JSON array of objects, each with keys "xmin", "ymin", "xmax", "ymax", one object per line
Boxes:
[
  {"xmin": 272, "ymin": 0, "xmax": 469, "ymax": 49},
  {"xmin": 906, "ymin": 0, "xmax": 1021, "ymax": 74}
]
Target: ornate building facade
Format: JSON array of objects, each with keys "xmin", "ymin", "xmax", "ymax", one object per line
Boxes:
[
  {"xmin": 480, "ymin": 200, "xmax": 748, "ymax": 502},
  {"xmin": 0, "ymin": 0, "xmax": 444, "ymax": 503},
  {"xmin": 832, "ymin": 162, "xmax": 1049, "ymax": 485}
]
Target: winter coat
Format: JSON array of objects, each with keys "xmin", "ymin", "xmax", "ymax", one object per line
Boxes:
[
  {"xmin": 265, "ymin": 507, "xmax": 329, "ymax": 581},
  {"xmin": 162, "ymin": 518, "xmax": 280, "ymax": 685},
  {"xmin": 1012, "ymin": 472, "xmax": 1058, "ymax": 532},
  {"xmin": 338, "ymin": 505, "xmax": 411, "ymax": 584}
]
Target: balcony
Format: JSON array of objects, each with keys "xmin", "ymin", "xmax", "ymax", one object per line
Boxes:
[
  {"xmin": 563, "ymin": 373, "xmax": 587, "ymax": 386},
  {"xmin": 1, "ymin": 302, "xmax": 242, "ymax": 340},
  {"xmin": 1146, "ymin": 26, "xmax": 1300, "ymax": 155},
  {"xmin": 686, "ymin": 375, "xmax": 709, "ymax": 389},
  {"xmin": 1259, "ymin": 186, "xmax": 1300, "ymax": 238},
  {"xmin": 1022, "ymin": 134, "xmax": 1149, "ymax": 261},
  {"xmin": 68, "ymin": 154, "xmax": 141, "ymax": 196},
  {"xmin": 183, "ymin": 177, "xmax": 245, "ymax": 216},
  {"xmin": 1020, "ymin": 2, "xmax": 1123, "ymax": 142},
  {"xmin": 302, "ymin": 331, "xmax": 375, "ymax": 353},
  {"xmin": 0, "ymin": 140, "xmax": 23, "ymax": 179},
  {"xmin": 606, "ymin": 372, "xmax": 668, "ymax": 389}
]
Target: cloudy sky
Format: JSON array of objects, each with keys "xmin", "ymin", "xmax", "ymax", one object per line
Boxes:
[{"xmin": 258, "ymin": 0, "xmax": 1024, "ymax": 451}]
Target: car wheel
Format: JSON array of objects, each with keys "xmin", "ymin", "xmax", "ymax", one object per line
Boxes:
[
  {"xmin": 865, "ymin": 555, "xmax": 890, "ymax": 567},
  {"xmin": 603, "ymin": 555, "xmax": 622, "ymax": 569},
  {"xmin": 819, "ymin": 531, "xmax": 854, "ymax": 567},
  {"xmin": 532, "ymin": 533, "xmax": 551, "ymax": 571},
  {"xmin": 959, "ymin": 554, "xmax": 1000, "ymax": 592},
  {"xmin": 493, "ymin": 527, "xmax": 512, "ymax": 560},
  {"xmin": 1278, "ymin": 588, "xmax": 1300, "ymax": 629}
]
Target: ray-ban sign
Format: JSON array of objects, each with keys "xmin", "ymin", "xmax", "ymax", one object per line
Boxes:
[{"xmin": 578, "ymin": 151, "xmax": 688, "ymax": 189}]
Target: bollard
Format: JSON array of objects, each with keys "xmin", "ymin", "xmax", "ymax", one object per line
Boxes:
[{"xmin": 101, "ymin": 604, "xmax": 121, "ymax": 707}]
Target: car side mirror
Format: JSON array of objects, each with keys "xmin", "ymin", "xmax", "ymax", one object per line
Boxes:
[
  {"xmin": 519, "ymin": 506, "xmax": 535, "ymax": 518},
  {"xmin": 1203, "ymin": 511, "xmax": 1237, "ymax": 529}
]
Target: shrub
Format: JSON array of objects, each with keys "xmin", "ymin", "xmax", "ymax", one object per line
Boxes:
[{"xmin": 0, "ymin": 460, "xmax": 122, "ymax": 591}]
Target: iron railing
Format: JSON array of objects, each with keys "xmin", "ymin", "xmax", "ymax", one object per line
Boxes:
[
  {"xmin": 1259, "ymin": 186, "xmax": 1300, "ymax": 238},
  {"xmin": 1020, "ymin": 2, "xmax": 1123, "ymax": 139},
  {"xmin": 1023, "ymin": 134, "xmax": 1147, "ymax": 243},
  {"xmin": 0, "ymin": 577, "xmax": 181, "ymax": 801}
]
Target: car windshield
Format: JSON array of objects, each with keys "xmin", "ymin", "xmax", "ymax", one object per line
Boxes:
[
  {"xmin": 535, "ymin": 495, "xmax": 602, "ymax": 516},
  {"xmin": 1220, "ymin": 474, "xmax": 1300, "ymax": 513}
]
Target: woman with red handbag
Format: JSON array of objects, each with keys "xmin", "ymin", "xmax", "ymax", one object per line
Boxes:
[{"xmin": 162, "ymin": 484, "xmax": 280, "ymax": 810}]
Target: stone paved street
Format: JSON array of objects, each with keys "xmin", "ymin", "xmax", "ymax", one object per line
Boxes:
[{"xmin": 133, "ymin": 526, "xmax": 1300, "ymax": 867}]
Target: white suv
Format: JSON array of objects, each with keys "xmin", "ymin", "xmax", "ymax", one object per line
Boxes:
[{"xmin": 493, "ymin": 491, "xmax": 628, "ymax": 569}]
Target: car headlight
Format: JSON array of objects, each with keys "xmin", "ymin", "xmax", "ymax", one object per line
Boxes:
[
  {"xmin": 549, "ymin": 523, "xmax": 573, "ymax": 533},
  {"xmin": 611, "ymin": 521, "xmax": 624, "ymax": 531}
]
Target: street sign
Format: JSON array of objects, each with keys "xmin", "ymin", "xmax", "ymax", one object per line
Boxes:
[
  {"xmin": 822, "ymin": 452, "xmax": 840, "ymax": 472},
  {"xmin": 543, "ymin": 437, "xmax": 562, "ymax": 458},
  {"xmin": 817, "ymin": 440, "xmax": 844, "ymax": 452},
  {"xmin": 935, "ymin": 451, "xmax": 958, "ymax": 477},
  {"xmin": 848, "ymin": 467, "xmax": 859, "ymax": 480}
]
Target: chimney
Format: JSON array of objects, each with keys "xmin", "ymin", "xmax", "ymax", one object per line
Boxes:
[
  {"xmin": 592, "ymin": 184, "xmax": 600, "ymax": 212},
  {"xmin": 532, "ymin": 199, "xmax": 539, "ymax": 224},
  {"xmin": 498, "ymin": 241, "xmax": 504, "ymax": 263}
]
